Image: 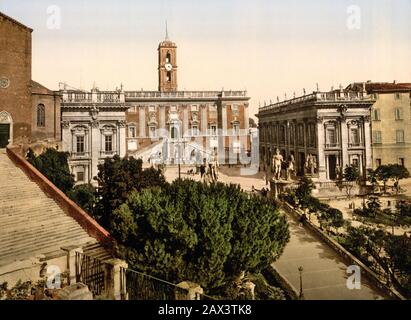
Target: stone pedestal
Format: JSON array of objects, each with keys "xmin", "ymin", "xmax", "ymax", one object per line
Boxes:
[
  {"xmin": 61, "ymin": 246, "xmax": 83, "ymax": 286},
  {"xmin": 56, "ymin": 283, "xmax": 93, "ymax": 300},
  {"xmin": 175, "ymin": 281, "xmax": 203, "ymax": 300},
  {"xmin": 104, "ymin": 259, "xmax": 128, "ymax": 300}
]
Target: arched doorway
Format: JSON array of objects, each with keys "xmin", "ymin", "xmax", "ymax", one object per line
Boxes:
[{"xmin": 0, "ymin": 111, "xmax": 13, "ymax": 148}]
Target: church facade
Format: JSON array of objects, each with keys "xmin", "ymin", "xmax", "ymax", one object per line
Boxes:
[
  {"xmin": 0, "ymin": 12, "xmax": 61, "ymax": 150},
  {"xmin": 61, "ymin": 36, "xmax": 251, "ymax": 184}
]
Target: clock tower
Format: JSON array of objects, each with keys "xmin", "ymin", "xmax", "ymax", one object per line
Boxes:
[{"xmin": 158, "ymin": 30, "xmax": 178, "ymax": 92}]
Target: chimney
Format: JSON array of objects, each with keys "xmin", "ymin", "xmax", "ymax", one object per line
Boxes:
[{"xmin": 393, "ymin": 80, "xmax": 397, "ymax": 84}]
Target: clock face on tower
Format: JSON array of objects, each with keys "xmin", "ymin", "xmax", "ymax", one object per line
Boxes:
[{"xmin": 165, "ymin": 63, "xmax": 173, "ymax": 71}]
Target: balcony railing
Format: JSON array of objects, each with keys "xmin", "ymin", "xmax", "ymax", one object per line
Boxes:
[
  {"xmin": 100, "ymin": 150, "xmax": 117, "ymax": 158},
  {"xmin": 259, "ymin": 91, "xmax": 372, "ymax": 113},
  {"xmin": 71, "ymin": 152, "xmax": 91, "ymax": 159},
  {"xmin": 325, "ymin": 143, "xmax": 340, "ymax": 149},
  {"xmin": 348, "ymin": 142, "xmax": 364, "ymax": 148},
  {"xmin": 125, "ymin": 90, "xmax": 248, "ymax": 99}
]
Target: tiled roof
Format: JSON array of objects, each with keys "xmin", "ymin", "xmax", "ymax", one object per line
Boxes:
[{"xmin": 31, "ymin": 80, "xmax": 55, "ymax": 95}]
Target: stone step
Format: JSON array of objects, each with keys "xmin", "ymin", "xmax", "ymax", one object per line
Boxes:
[
  {"xmin": 0, "ymin": 223, "xmax": 86, "ymax": 248},
  {"xmin": 0, "ymin": 229, "xmax": 94, "ymax": 258},
  {"xmin": 0, "ymin": 199, "xmax": 58, "ymax": 212},
  {"xmin": 0, "ymin": 236, "xmax": 96, "ymax": 267},
  {"xmin": 0, "ymin": 151, "xmax": 106, "ymax": 268},
  {"xmin": 0, "ymin": 213, "xmax": 77, "ymax": 233},
  {"xmin": 0, "ymin": 210, "xmax": 71, "ymax": 229}
]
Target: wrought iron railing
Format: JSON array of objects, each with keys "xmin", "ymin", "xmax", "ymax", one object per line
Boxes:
[
  {"xmin": 75, "ymin": 252, "xmax": 106, "ymax": 297},
  {"xmin": 120, "ymin": 267, "xmax": 189, "ymax": 300}
]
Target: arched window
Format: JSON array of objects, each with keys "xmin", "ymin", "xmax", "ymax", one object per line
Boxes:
[
  {"xmin": 37, "ymin": 104, "xmax": 45, "ymax": 127},
  {"xmin": 167, "ymin": 71, "xmax": 172, "ymax": 82},
  {"xmin": 166, "ymin": 51, "xmax": 171, "ymax": 63}
]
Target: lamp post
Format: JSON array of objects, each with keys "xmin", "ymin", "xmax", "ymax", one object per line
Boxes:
[{"xmin": 298, "ymin": 266, "xmax": 304, "ymax": 300}]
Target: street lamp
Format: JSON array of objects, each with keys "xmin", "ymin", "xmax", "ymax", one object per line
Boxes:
[{"xmin": 298, "ymin": 266, "xmax": 304, "ymax": 300}]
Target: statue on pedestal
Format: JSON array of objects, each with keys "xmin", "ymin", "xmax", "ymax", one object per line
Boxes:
[
  {"xmin": 287, "ymin": 154, "xmax": 295, "ymax": 181},
  {"xmin": 272, "ymin": 149, "xmax": 284, "ymax": 180}
]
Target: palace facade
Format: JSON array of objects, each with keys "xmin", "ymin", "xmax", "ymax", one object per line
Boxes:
[
  {"xmin": 257, "ymin": 87, "xmax": 375, "ymax": 181},
  {"xmin": 347, "ymin": 81, "xmax": 411, "ymax": 173},
  {"xmin": 61, "ymin": 36, "xmax": 251, "ymax": 184}
]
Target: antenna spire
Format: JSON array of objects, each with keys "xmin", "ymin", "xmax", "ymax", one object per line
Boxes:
[{"xmin": 165, "ymin": 20, "xmax": 169, "ymax": 40}]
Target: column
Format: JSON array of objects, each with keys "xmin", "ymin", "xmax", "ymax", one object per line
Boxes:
[
  {"xmin": 183, "ymin": 107, "xmax": 189, "ymax": 137},
  {"xmin": 201, "ymin": 105, "xmax": 207, "ymax": 133},
  {"xmin": 316, "ymin": 118, "xmax": 327, "ymax": 180},
  {"xmin": 119, "ymin": 121, "xmax": 126, "ymax": 157},
  {"xmin": 91, "ymin": 124, "xmax": 100, "ymax": 180},
  {"xmin": 159, "ymin": 106, "xmax": 166, "ymax": 135},
  {"xmin": 340, "ymin": 118, "xmax": 349, "ymax": 168},
  {"xmin": 244, "ymin": 103, "xmax": 250, "ymax": 130},
  {"xmin": 222, "ymin": 104, "xmax": 227, "ymax": 136},
  {"xmin": 363, "ymin": 117, "xmax": 372, "ymax": 170},
  {"xmin": 104, "ymin": 259, "xmax": 128, "ymax": 300},
  {"xmin": 139, "ymin": 106, "xmax": 145, "ymax": 137}
]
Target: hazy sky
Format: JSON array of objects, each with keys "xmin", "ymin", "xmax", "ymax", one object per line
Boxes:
[{"xmin": 1, "ymin": 0, "xmax": 411, "ymax": 118}]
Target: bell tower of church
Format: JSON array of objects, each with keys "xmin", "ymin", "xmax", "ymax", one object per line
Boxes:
[{"xmin": 158, "ymin": 24, "xmax": 178, "ymax": 92}]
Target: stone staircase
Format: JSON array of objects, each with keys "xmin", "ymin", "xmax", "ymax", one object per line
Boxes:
[{"xmin": 0, "ymin": 149, "xmax": 112, "ymax": 267}]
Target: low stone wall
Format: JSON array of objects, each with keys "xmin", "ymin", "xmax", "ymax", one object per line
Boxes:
[
  {"xmin": 281, "ymin": 202, "xmax": 406, "ymax": 300},
  {"xmin": 262, "ymin": 267, "xmax": 299, "ymax": 300},
  {"xmin": 6, "ymin": 147, "xmax": 115, "ymax": 250}
]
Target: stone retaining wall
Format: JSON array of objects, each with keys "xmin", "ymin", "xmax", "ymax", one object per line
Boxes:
[{"xmin": 281, "ymin": 202, "xmax": 406, "ymax": 300}]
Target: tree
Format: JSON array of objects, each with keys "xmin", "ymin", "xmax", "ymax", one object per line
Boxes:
[
  {"xmin": 375, "ymin": 165, "xmax": 392, "ymax": 194},
  {"xmin": 384, "ymin": 234, "xmax": 411, "ymax": 291},
  {"xmin": 109, "ymin": 180, "xmax": 290, "ymax": 292},
  {"xmin": 67, "ymin": 184, "xmax": 96, "ymax": 214},
  {"xmin": 343, "ymin": 164, "xmax": 360, "ymax": 199},
  {"xmin": 396, "ymin": 200, "xmax": 411, "ymax": 218},
  {"xmin": 366, "ymin": 168, "xmax": 379, "ymax": 193},
  {"xmin": 26, "ymin": 148, "xmax": 74, "ymax": 194},
  {"xmin": 295, "ymin": 177, "xmax": 315, "ymax": 209},
  {"xmin": 94, "ymin": 155, "xmax": 166, "ymax": 228},
  {"xmin": 365, "ymin": 196, "xmax": 382, "ymax": 218},
  {"xmin": 389, "ymin": 164, "xmax": 409, "ymax": 193}
]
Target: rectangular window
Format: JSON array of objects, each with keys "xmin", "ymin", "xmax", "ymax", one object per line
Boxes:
[
  {"xmin": 76, "ymin": 136, "xmax": 85, "ymax": 153},
  {"xmin": 192, "ymin": 125, "xmax": 199, "ymax": 136},
  {"xmin": 105, "ymin": 135, "xmax": 113, "ymax": 152},
  {"xmin": 399, "ymin": 158, "xmax": 405, "ymax": 167},
  {"xmin": 210, "ymin": 125, "xmax": 217, "ymax": 136},
  {"xmin": 395, "ymin": 108, "xmax": 403, "ymax": 120},
  {"xmin": 129, "ymin": 126, "xmax": 136, "ymax": 138},
  {"xmin": 372, "ymin": 109, "xmax": 380, "ymax": 121},
  {"xmin": 233, "ymin": 123, "xmax": 240, "ymax": 135},
  {"xmin": 373, "ymin": 131, "xmax": 382, "ymax": 144},
  {"xmin": 326, "ymin": 128, "xmax": 337, "ymax": 146},
  {"xmin": 376, "ymin": 158, "xmax": 382, "ymax": 167},
  {"xmin": 149, "ymin": 126, "xmax": 157, "ymax": 138},
  {"xmin": 77, "ymin": 171, "xmax": 85, "ymax": 182},
  {"xmin": 396, "ymin": 130, "xmax": 405, "ymax": 143}
]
